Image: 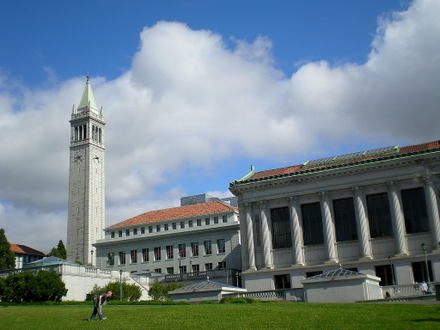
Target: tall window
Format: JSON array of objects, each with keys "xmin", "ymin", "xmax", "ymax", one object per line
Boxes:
[
  {"xmin": 166, "ymin": 245, "xmax": 174, "ymax": 259},
  {"xmin": 156, "ymin": 225, "xmax": 161, "ymax": 232},
  {"xmin": 222, "ymin": 215, "xmax": 227, "ymax": 223},
  {"xmin": 154, "ymin": 247, "xmax": 161, "ymax": 261},
  {"xmin": 164, "ymin": 223, "xmax": 169, "ymax": 231},
  {"xmin": 142, "ymin": 248, "xmax": 149, "ymax": 262},
  {"xmin": 141, "ymin": 227, "xmax": 145, "ymax": 235},
  {"xmin": 148, "ymin": 226, "xmax": 153, "ymax": 233},
  {"xmin": 178, "ymin": 243, "xmax": 186, "ymax": 258},
  {"xmin": 167, "ymin": 267, "xmax": 174, "ymax": 275},
  {"xmin": 214, "ymin": 216, "xmax": 219, "ymax": 224},
  {"xmin": 333, "ymin": 198, "xmax": 358, "ymax": 241},
  {"xmin": 412, "ymin": 261, "xmax": 433, "ymax": 283},
  {"xmin": 133, "ymin": 228, "xmax": 138, "ymax": 235},
  {"xmin": 118, "ymin": 230, "xmax": 122, "ymax": 237},
  {"xmin": 271, "ymin": 207, "xmax": 292, "ymax": 249},
  {"xmin": 274, "ymin": 274, "xmax": 291, "ymax": 289},
  {"xmin": 197, "ymin": 219, "xmax": 202, "ymax": 226},
  {"xmin": 130, "ymin": 250, "xmax": 137, "ymax": 263},
  {"xmin": 126, "ymin": 229, "xmax": 130, "ymax": 236},
  {"xmin": 180, "ymin": 222, "xmax": 185, "ymax": 229},
  {"xmin": 188, "ymin": 220, "xmax": 193, "ymax": 228},
  {"xmin": 204, "ymin": 240, "xmax": 212, "ymax": 255},
  {"xmin": 180, "ymin": 265, "xmax": 187, "ymax": 274},
  {"xmin": 192, "ymin": 264, "xmax": 200, "ymax": 273},
  {"xmin": 119, "ymin": 251, "xmax": 126, "ymax": 265},
  {"xmin": 401, "ymin": 187, "xmax": 430, "ymax": 233},
  {"xmin": 375, "ymin": 265, "xmax": 395, "ymax": 286},
  {"xmin": 107, "ymin": 253, "xmax": 114, "ymax": 266},
  {"xmin": 366, "ymin": 193, "xmax": 393, "ymax": 238},
  {"xmin": 191, "ymin": 242, "xmax": 199, "ymax": 256},
  {"xmin": 172, "ymin": 222, "xmax": 177, "ymax": 230},
  {"xmin": 301, "ymin": 202, "xmax": 324, "ymax": 245},
  {"xmin": 217, "ymin": 239, "xmax": 226, "ymax": 254},
  {"xmin": 254, "ymin": 214, "xmax": 262, "ymax": 247},
  {"xmin": 205, "ymin": 218, "xmax": 210, "ymax": 225},
  {"xmin": 111, "ymin": 232, "xmax": 115, "ymax": 238}
]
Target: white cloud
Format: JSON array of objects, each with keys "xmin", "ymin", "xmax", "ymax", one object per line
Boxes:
[{"xmin": 1, "ymin": 0, "xmax": 439, "ymax": 250}]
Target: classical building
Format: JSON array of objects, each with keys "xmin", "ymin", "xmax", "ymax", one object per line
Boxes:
[
  {"xmin": 94, "ymin": 196, "xmax": 241, "ymax": 279},
  {"xmin": 229, "ymin": 140, "xmax": 440, "ymax": 291},
  {"xmin": 66, "ymin": 77, "xmax": 106, "ymax": 265},
  {"xmin": 10, "ymin": 244, "xmax": 45, "ymax": 269}
]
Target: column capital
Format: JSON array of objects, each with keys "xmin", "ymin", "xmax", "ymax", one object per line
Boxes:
[
  {"xmin": 258, "ymin": 200, "xmax": 268, "ymax": 208},
  {"xmin": 287, "ymin": 196, "xmax": 297, "ymax": 205}
]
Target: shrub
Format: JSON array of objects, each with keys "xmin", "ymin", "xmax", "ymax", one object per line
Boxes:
[
  {"xmin": 87, "ymin": 281, "xmax": 142, "ymax": 302},
  {"xmin": 220, "ymin": 297, "xmax": 260, "ymax": 304}
]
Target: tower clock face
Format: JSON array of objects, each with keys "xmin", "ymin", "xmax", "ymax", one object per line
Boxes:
[{"xmin": 73, "ymin": 151, "xmax": 83, "ymax": 163}]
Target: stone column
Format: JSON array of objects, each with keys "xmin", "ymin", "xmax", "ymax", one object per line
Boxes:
[
  {"xmin": 245, "ymin": 203, "xmax": 256, "ymax": 271},
  {"xmin": 320, "ymin": 192, "xmax": 338, "ymax": 263},
  {"xmin": 288, "ymin": 197, "xmax": 305, "ymax": 265},
  {"xmin": 353, "ymin": 187, "xmax": 373, "ymax": 260},
  {"xmin": 424, "ymin": 177, "xmax": 440, "ymax": 251},
  {"xmin": 260, "ymin": 202, "xmax": 273, "ymax": 269},
  {"xmin": 238, "ymin": 203, "xmax": 249, "ymax": 271},
  {"xmin": 388, "ymin": 182, "xmax": 409, "ymax": 256}
]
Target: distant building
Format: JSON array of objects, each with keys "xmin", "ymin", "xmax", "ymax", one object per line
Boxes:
[
  {"xmin": 94, "ymin": 196, "xmax": 242, "ymax": 281},
  {"xmin": 230, "ymin": 140, "xmax": 440, "ymax": 292},
  {"xmin": 10, "ymin": 244, "xmax": 45, "ymax": 269}
]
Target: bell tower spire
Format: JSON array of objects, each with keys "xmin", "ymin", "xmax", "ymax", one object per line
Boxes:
[{"xmin": 66, "ymin": 77, "xmax": 106, "ymax": 265}]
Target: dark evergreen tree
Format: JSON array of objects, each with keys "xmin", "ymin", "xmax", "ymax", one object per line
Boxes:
[
  {"xmin": 48, "ymin": 240, "xmax": 66, "ymax": 259},
  {"xmin": 0, "ymin": 228, "xmax": 15, "ymax": 270}
]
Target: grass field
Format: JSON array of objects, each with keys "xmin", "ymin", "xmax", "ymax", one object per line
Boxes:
[{"xmin": 1, "ymin": 302, "xmax": 439, "ymax": 329}]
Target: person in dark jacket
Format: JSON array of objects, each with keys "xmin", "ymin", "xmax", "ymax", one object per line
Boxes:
[{"xmin": 88, "ymin": 291, "xmax": 112, "ymax": 321}]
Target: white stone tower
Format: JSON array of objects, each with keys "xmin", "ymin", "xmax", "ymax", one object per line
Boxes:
[{"xmin": 66, "ymin": 77, "xmax": 105, "ymax": 265}]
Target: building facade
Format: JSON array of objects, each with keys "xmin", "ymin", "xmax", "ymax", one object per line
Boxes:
[
  {"xmin": 230, "ymin": 141, "xmax": 440, "ymax": 291},
  {"xmin": 66, "ymin": 77, "xmax": 106, "ymax": 265},
  {"xmin": 94, "ymin": 200, "xmax": 241, "ymax": 276},
  {"xmin": 10, "ymin": 244, "xmax": 45, "ymax": 269}
]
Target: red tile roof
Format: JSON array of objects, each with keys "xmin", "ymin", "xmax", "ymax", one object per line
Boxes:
[
  {"xmin": 108, "ymin": 201, "xmax": 237, "ymax": 229},
  {"xmin": 246, "ymin": 140, "xmax": 440, "ymax": 182},
  {"xmin": 10, "ymin": 244, "xmax": 45, "ymax": 256}
]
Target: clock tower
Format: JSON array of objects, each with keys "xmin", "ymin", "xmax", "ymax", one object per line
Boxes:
[{"xmin": 66, "ymin": 77, "xmax": 105, "ymax": 265}]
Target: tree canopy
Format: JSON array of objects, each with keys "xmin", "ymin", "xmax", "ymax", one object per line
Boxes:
[
  {"xmin": 0, "ymin": 228, "xmax": 15, "ymax": 270},
  {"xmin": 48, "ymin": 240, "xmax": 66, "ymax": 259}
]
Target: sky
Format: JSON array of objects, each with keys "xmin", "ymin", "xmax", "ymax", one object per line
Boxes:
[{"xmin": 1, "ymin": 0, "xmax": 439, "ymax": 252}]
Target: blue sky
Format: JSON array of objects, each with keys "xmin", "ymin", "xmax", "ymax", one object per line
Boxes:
[{"xmin": 1, "ymin": 0, "xmax": 439, "ymax": 251}]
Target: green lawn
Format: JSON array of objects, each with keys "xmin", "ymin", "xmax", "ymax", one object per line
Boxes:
[{"xmin": 0, "ymin": 303, "xmax": 439, "ymax": 329}]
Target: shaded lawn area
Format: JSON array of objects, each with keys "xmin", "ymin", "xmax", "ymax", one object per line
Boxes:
[{"xmin": 1, "ymin": 303, "xmax": 439, "ymax": 329}]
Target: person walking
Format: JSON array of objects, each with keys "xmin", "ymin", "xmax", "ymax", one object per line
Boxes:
[{"xmin": 88, "ymin": 291, "xmax": 112, "ymax": 321}]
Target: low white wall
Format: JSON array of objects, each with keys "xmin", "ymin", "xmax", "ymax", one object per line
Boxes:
[{"xmin": 58, "ymin": 264, "xmax": 151, "ymax": 301}]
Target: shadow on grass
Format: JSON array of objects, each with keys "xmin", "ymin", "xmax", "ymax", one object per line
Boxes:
[{"xmin": 409, "ymin": 318, "xmax": 440, "ymax": 322}]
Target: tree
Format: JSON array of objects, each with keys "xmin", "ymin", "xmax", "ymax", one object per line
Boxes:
[
  {"xmin": 48, "ymin": 240, "xmax": 66, "ymax": 259},
  {"xmin": 0, "ymin": 271, "xmax": 67, "ymax": 302},
  {"xmin": 0, "ymin": 228, "xmax": 15, "ymax": 270},
  {"xmin": 148, "ymin": 282, "xmax": 183, "ymax": 301}
]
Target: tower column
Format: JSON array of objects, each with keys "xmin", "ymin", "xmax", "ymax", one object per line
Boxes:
[
  {"xmin": 353, "ymin": 187, "xmax": 373, "ymax": 260},
  {"xmin": 388, "ymin": 182, "xmax": 409, "ymax": 256},
  {"xmin": 244, "ymin": 203, "xmax": 256, "ymax": 271},
  {"xmin": 320, "ymin": 192, "xmax": 338, "ymax": 263},
  {"xmin": 260, "ymin": 201, "xmax": 273, "ymax": 269},
  {"xmin": 288, "ymin": 197, "xmax": 305, "ymax": 265},
  {"xmin": 424, "ymin": 176, "xmax": 440, "ymax": 251}
]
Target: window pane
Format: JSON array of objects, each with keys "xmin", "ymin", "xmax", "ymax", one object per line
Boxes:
[
  {"xmin": 333, "ymin": 198, "xmax": 358, "ymax": 242},
  {"xmin": 401, "ymin": 187, "xmax": 429, "ymax": 233},
  {"xmin": 270, "ymin": 207, "xmax": 292, "ymax": 249},
  {"xmin": 301, "ymin": 202, "xmax": 324, "ymax": 245},
  {"xmin": 375, "ymin": 265, "xmax": 395, "ymax": 286},
  {"xmin": 366, "ymin": 193, "xmax": 393, "ymax": 238}
]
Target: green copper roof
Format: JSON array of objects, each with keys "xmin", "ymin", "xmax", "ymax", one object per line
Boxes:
[{"xmin": 78, "ymin": 76, "xmax": 97, "ymax": 109}]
